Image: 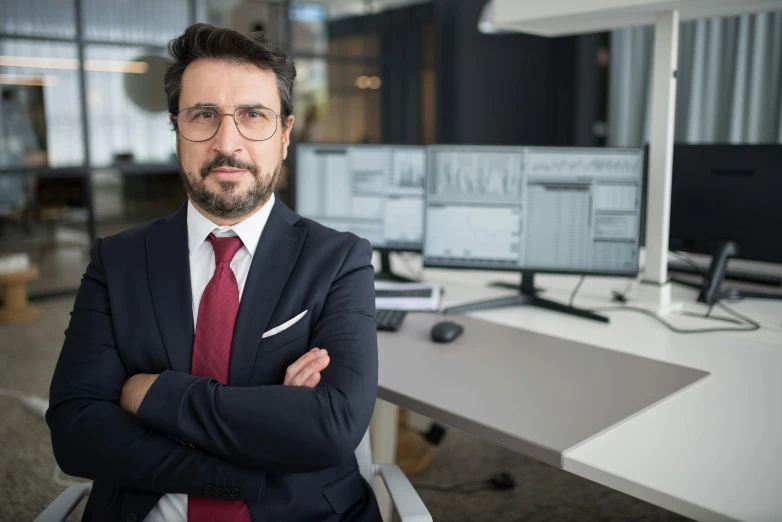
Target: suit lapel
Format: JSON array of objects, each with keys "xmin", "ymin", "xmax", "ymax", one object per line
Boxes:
[
  {"xmin": 146, "ymin": 204, "xmax": 195, "ymax": 373},
  {"xmin": 229, "ymin": 199, "xmax": 306, "ymax": 385}
]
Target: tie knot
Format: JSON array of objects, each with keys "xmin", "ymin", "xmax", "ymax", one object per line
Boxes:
[{"xmin": 208, "ymin": 233, "xmax": 243, "ymax": 264}]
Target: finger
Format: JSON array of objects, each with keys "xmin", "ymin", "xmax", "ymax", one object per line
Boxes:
[
  {"xmin": 302, "ymin": 372, "xmax": 321, "ymax": 388},
  {"xmin": 284, "ymin": 349, "xmax": 327, "ymax": 385},
  {"xmin": 292, "ymin": 355, "xmax": 330, "ymax": 386},
  {"xmin": 292, "ymin": 356, "xmax": 329, "ymax": 386}
]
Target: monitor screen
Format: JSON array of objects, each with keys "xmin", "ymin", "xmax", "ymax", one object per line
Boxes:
[
  {"xmin": 669, "ymin": 144, "xmax": 782, "ymax": 264},
  {"xmin": 295, "ymin": 144, "xmax": 426, "ymax": 251},
  {"xmin": 424, "ymin": 146, "xmax": 644, "ymax": 275}
]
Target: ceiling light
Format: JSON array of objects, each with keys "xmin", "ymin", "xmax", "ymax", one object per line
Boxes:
[
  {"xmin": 0, "ymin": 56, "xmax": 149, "ymax": 74},
  {"xmin": 0, "ymin": 73, "xmax": 59, "ymax": 86}
]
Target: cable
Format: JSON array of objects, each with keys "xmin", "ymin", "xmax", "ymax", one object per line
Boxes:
[
  {"xmin": 589, "ymin": 303, "xmax": 760, "ymax": 334},
  {"xmin": 569, "ymin": 275, "xmax": 585, "ymax": 307},
  {"xmin": 566, "ymin": 275, "xmax": 760, "ymax": 334},
  {"xmin": 612, "ymin": 279, "xmax": 633, "ymax": 303},
  {"xmin": 674, "ymin": 310, "xmax": 744, "ymax": 325},
  {"xmin": 714, "ymin": 301, "xmax": 762, "ymax": 330},
  {"xmin": 414, "ymin": 472, "xmax": 515, "ymax": 494},
  {"xmin": 569, "ymin": 275, "xmax": 633, "ymax": 304},
  {"xmin": 0, "ymin": 388, "xmax": 49, "ymax": 417},
  {"xmin": 670, "ymin": 250, "xmax": 707, "ymax": 276},
  {"xmin": 0, "ymin": 388, "xmax": 81, "ymax": 489},
  {"xmin": 412, "ymin": 481, "xmax": 489, "ymax": 495},
  {"xmin": 0, "ymin": 388, "xmax": 26, "ymax": 400},
  {"xmin": 0, "ymin": 388, "xmax": 80, "ymax": 488}
]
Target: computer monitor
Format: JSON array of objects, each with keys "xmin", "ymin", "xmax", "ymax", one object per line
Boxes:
[
  {"xmin": 668, "ymin": 144, "xmax": 782, "ymax": 303},
  {"xmin": 295, "ymin": 143, "xmax": 426, "ymax": 281},
  {"xmin": 424, "ymin": 145, "xmax": 645, "ymax": 321}
]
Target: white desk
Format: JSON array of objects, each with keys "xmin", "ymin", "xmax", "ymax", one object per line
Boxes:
[{"xmin": 371, "ymin": 261, "xmax": 782, "ymax": 522}]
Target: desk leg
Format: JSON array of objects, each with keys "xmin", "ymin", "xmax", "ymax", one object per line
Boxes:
[{"xmin": 370, "ymin": 398, "xmax": 399, "ymax": 522}]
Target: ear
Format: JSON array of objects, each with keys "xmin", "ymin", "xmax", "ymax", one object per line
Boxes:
[{"xmin": 280, "ymin": 115, "xmax": 295, "ymax": 160}]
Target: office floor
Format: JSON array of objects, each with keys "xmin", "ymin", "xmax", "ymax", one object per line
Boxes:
[{"xmin": 0, "ymin": 296, "xmax": 691, "ymax": 522}]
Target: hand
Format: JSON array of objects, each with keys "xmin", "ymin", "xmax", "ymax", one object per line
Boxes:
[
  {"xmin": 120, "ymin": 373, "xmax": 159, "ymax": 414},
  {"xmin": 284, "ymin": 348, "xmax": 330, "ymax": 387}
]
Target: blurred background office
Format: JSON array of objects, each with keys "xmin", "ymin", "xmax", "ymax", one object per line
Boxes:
[
  {"xmin": 1, "ymin": 0, "xmax": 780, "ymax": 301},
  {"xmin": 1, "ymin": 0, "xmax": 781, "ymax": 521},
  {"xmin": 0, "ymin": 0, "xmax": 435, "ymax": 299}
]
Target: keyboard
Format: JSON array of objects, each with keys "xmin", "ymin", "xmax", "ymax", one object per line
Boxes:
[{"xmin": 376, "ymin": 309, "xmax": 408, "ymax": 332}]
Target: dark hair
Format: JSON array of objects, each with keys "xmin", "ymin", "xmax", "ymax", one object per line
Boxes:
[{"xmin": 165, "ymin": 24, "xmax": 295, "ymax": 129}]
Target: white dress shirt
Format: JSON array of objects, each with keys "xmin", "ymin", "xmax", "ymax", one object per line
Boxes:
[{"xmin": 146, "ymin": 194, "xmax": 274, "ymax": 522}]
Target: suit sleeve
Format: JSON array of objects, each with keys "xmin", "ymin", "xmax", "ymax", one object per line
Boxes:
[
  {"xmin": 136, "ymin": 236, "xmax": 378, "ymax": 473},
  {"xmin": 46, "ymin": 238, "xmax": 266, "ymax": 502}
]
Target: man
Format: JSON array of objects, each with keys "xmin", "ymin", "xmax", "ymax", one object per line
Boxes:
[{"xmin": 47, "ymin": 24, "xmax": 380, "ymax": 522}]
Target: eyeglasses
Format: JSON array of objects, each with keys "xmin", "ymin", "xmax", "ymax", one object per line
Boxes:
[{"xmin": 173, "ymin": 105, "xmax": 280, "ymax": 142}]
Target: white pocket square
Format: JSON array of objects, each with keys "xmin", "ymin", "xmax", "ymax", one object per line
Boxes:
[{"xmin": 262, "ymin": 310, "xmax": 308, "ymax": 339}]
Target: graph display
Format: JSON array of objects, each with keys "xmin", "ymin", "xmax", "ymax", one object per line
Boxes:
[
  {"xmin": 296, "ymin": 144, "xmax": 425, "ymax": 250},
  {"xmin": 391, "ymin": 149, "xmax": 426, "ymax": 191},
  {"xmin": 425, "ymin": 205, "xmax": 521, "ymax": 264},
  {"xmin": 526, "ymin": 148, "xmax": 643, "ymax": 180},
  {"xmin": 424, "ymin": 146, "xmax": 643, "ymax": 275},
  {"xmin": 428, "ymin": 150, "xmax": 523, "ymax": 203}
]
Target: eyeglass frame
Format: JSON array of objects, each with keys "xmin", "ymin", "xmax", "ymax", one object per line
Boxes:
[{"xmin": 171, "ymin": 105, "xmax": 282, "ymax": 143}]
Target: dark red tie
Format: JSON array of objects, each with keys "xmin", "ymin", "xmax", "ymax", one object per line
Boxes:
[{"xmin": 188, "ymin": 233, "xmax": 251, "ymax": 522}]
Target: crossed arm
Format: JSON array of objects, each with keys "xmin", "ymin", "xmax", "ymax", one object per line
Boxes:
[
  {"xmin": 119, "ymin": 347, "xmax": 331, "ymax": 414},
  {"xmin": 47, "ymin": 236, "xmax": 378, "ymax": 496}
]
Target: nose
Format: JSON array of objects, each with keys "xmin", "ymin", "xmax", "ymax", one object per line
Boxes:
[{"xmin": 211, "ymin": 113, "xmax": 245, "ymax": 157}]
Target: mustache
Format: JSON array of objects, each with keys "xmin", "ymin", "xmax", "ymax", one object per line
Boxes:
[{"xmin": 200, "ymin": 153, "xmax": 259, "ymax": 179}]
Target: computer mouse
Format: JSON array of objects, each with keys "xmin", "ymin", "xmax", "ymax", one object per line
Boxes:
[{"xmin": 430, "ymin": 321, "xmax": 464, "ymax": 343}]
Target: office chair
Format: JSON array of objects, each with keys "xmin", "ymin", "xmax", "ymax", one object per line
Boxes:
[{"xmin": 35, "ymin": 428, "xmax": 432, "ymax": 522}]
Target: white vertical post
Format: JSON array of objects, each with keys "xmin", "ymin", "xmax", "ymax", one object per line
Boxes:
[
  {"xmin": 644, "ymin": 9, "xmax": 679, "ymax": 287},
  {"xmin": 370, "ymin": 398, "xmax": 399, "ymax": 522}
]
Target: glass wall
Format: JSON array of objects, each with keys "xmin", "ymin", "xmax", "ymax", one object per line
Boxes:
[
  {"xmin": 0, "ymin": 0, "xmax": 432, "ymax": 298},
  {"xmin": 0, "ymin": 0, "xmax": 197, "ymax": 297},
  {"xmin": 290, "ymin": 6, "xmax": 383, "ymax": 147}
]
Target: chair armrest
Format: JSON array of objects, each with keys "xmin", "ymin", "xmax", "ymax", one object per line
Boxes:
[
  {"xmin": 374, "ymin": 463, "xmax": 433, "ymax": 522},
  {"xmin": 35, "ymin": 482, "xmax": 92, "ymax": 522}
]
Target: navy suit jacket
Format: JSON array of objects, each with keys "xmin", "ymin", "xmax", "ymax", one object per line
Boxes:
[{"xmin": 47, "ymin": 199, "xmax": 381, "ymax": 522}]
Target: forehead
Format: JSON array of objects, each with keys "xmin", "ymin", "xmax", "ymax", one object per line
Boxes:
[{"xmin": 179, "ymin": 59, "xmax": 280, "ymax": 111}]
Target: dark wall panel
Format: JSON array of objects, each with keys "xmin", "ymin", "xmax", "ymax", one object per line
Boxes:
[{"xmin": 435, "ymin": 0, "xmax": 605, "ymax": 147}]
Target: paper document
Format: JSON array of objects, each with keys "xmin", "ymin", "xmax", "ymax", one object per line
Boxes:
[{"xmin": 375, "ymin": 282, "xmax": 442, "ymax": 311}]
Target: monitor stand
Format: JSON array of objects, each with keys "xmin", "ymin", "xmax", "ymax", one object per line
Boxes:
[
  {"xmin": 671, "ymin": 241, "xmax": 782, "ymax": 304},
  {"xmin": 488, "ymin": 277, "xmax": 544, "ymax": 293},
  {"xmin": 374, "ymin": 251, "xmax": 418, "ymax": 283},
  {"xmin": 443, "ymin": 270, "xmax": 609, "ymax": 323}
]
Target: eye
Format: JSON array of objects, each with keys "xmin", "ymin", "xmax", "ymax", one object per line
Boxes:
[{"xmin": 196, "ymin": 111, "xmax": 216, "ymax": 119}]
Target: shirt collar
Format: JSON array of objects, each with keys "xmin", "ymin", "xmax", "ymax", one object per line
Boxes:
[{"xmin": 187, "ymin": 193, "xmax": 275, "ymax": 257}]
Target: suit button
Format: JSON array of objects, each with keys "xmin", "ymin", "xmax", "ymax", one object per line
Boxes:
[
  {"xmin": 204, "ymin": 484, "xmax": 213, "ymax": 495},
  {"xmin": 126, "ymin": 513, "xmax": 138, "ymax": 522},
  {"xmin": 229, "ymin": 487, "xmax": 239, "ymax": 497}
]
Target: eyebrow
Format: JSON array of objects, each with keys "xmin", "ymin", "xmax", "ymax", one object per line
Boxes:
[{"xmin": 188, "ymin": 102, "xmax": 273, "ymax": 110}]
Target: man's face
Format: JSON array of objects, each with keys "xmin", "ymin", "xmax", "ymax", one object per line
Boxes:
[{"xmin": 175, "ymin": 59, "xmax": 294, "ymax": 220}]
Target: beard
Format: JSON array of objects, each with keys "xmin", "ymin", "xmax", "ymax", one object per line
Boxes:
[{"xmin": 178, "ymin": 145, "xmax": 282, "ymax": 220}]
